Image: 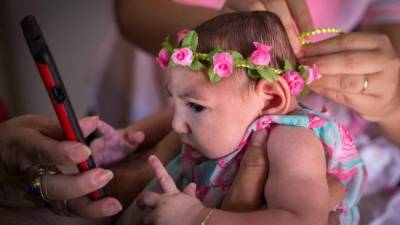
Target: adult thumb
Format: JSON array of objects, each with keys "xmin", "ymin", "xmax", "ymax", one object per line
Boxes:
[{"xmin": 79, "ymin": 116, "xmax": 99, "ymax": 137}]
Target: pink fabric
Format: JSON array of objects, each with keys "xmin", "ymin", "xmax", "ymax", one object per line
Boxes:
[{"xmin": 306, "ymin": 0, "xmax": 400, "ymax": 31}]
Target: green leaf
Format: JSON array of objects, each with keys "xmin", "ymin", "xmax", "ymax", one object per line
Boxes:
[
  {"xmin": 182, "ymin": 31, "xmax": 198, "ymax": 52},
  {"xmin": 161, "ymin": 36, "xmax": 174, "ymax": 53},
  {"xmin": 298, "ymin": 65, "xmax": 309, "ymax": 81},
  {"xmin": 190, "ymin": 59, "xmax": 204, "ymax": 71},
  {"xmin": 284, "ymin": 59, "xmax": 293, "ymax": 72},
  {"xmin": 247, "ymin": 69, "xmax": 260, "ymax": 80},
  {"xmin": 208, "ymin": 66, "xmax": 221, "ymax": 83},
  {"xmin": 298, "ymin": 85, "xmax": 311, "ymax": 98},
  {"xmin": 257, "ymin": 67, "xmax": 277, "ymax": 83},
  {"xmin": 231, "ymin": 51, "xmax": 244, "ymax": 63}
]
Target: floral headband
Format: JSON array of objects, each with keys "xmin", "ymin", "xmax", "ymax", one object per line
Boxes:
[{"xmin": 157, "ymin": 28, "xmax": 341, "ymax": 97}]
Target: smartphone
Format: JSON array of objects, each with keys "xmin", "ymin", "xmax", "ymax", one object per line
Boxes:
[{"xmin": 21, "ymin": 15, "xmax": 106, "ymax": 200}]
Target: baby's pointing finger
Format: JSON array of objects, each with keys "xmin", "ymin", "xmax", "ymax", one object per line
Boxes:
[{"xmin": 148, "ymin": 155, "xmax": 179, "ymax": 194}]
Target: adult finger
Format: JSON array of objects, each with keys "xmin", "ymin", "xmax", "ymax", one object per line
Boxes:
[
  {"xmin": 300, "ymin": 50, "xmax": 386, "ymax": 75},
  {"xmin": 222, "ymin": 129, "xmax": 269, "ymax": 211},
  {"xmin": 136, "ymin": 191, "xmax": 161, "ymax": 209},
  {"xmin": 301, "ymin": 32, "xmax": 386, "ymax": 57},
  {"xmin": 25, "ymin": 130, "xmax": 91, "ymax": 166},
  {"xmin": 79, "ymin": 116, "xmax": 100, "ymax": 137},
  {"xmin": 260, "ymin": 0, "xmax": 301, "ymax": 55},
  {"xmin": 310, "ymin": 86, "xmax": 380, "ymax": 121},
  {"xmin": 148, "ymin": 155, "xmax": 179, "ymax": 194},
  {"xmin": 247, "ymin": 1, "xmax": 267, "ymax": 11},
  {"xmin": 310, "ymin": 73, "xmax": 380, "ymax": 95},
  {"xmin": 42, "ymin": 168, "xmax": 113, "ymax": 200},
  {"xmin": 286, "ymin": 0, "xmax": 314, "ymax": 31},
  {"xmin": 327, "ymin": 174, "xmax": 345, "ymax": 210},
  {"xmin": 37, "ymin": 116, "xmax": 99, "ymax": 139},
  {"xmin": 69, "ymin": 196, "xmax": 122, "ymax": 218}
]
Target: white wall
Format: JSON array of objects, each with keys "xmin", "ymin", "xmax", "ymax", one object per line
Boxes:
[{"xmin": 0, "ymin": 0, "xmax": 115, "ymax": 117}]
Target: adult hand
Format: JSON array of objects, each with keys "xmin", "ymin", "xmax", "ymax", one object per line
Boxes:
[
  {"xmin": 222, "ymin": 129, "xmax": 269, "ymax": 211},
  {"xmin": 300, "ymin": 32, "xmax": 400, "ymax": 123},
  {"xmin": 224, "ymin": 0, "xmax": 314, "ymax": 56},
  {"xmin": 136, "ymin": 155, "xmax": 205, "ymax": 225},
  {"xmin": 0, "ymin": 115, "xmax": 122, "ymax": 218},
  {"xmin": 222, "ymin": 130, "xmax": 345, "ymax": 213}
]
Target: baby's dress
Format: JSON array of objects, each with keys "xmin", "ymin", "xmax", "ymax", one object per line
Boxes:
[{"xmin": 117, "ymin": 108, "xmax": 367, "ymax": 225}]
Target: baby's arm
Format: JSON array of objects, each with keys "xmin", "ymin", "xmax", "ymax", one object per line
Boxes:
[
  {"xmin": 138, "ymin": 126, "xmax": 330, "ymax": 225},
  {"xmin": 205, "ymin": 125, "xmax": 329, "ymax": 225}
]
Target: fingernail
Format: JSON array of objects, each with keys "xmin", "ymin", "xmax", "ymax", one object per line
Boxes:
[
  {"xmin": 251, "ymin": 130, "xmax": 268, "ymax": 147},
  {"xmin": 70, "ymin": 144, "xmax": 91, "ymax": 161},
  {"xmin": 96, "ymin": 170, "xmax": 114, "ymax": 186},
  {"xmin": 106, "ymin": 201, "xmax": 122, "ymax": 215},
  {"xmin": 295, "ymin": 49, "xmax": 304, "ymax": 58}
]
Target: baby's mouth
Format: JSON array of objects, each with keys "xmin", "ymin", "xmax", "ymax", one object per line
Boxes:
[{"xmin": 182, "ymin": 142, "xmax": 204, "ymax": 159}]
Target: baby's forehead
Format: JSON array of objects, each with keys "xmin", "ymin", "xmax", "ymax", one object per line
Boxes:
[{"xmin": 169, "ymin": 67, "xmax": 252, "ymax": 98}]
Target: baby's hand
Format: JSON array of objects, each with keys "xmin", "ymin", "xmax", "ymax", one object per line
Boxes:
[
  {"xmin": 137, "ymin": 155, "xmax": 207, "ymax": 225},
  {"xmin": 90, "ymin": 120, "xmax": 145, "ymax": 166}
]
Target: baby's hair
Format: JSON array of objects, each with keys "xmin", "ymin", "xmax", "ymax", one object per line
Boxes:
[{"xmin": 194, "ymin": 11, "xmax": 297, "ymax": 71}]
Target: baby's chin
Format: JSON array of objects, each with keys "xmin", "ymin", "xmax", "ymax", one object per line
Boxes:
[{"xmin": 184, "ymin": 144, "xmax": 233, "ymax": 160}]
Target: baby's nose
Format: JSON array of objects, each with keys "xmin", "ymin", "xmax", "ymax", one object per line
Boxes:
[{"xmin": 172, "ymin": 116, "xmax": 191, "ymax": 134}]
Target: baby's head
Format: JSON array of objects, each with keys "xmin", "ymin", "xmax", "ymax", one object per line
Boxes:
[{"xmin": 160, "ymin": 11, "xmax": 317, "ymax": 159}]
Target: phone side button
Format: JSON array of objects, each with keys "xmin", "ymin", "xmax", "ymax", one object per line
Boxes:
[{"xmin": 51, "ymin": 86, "xmax": 65, "ymax": 103}]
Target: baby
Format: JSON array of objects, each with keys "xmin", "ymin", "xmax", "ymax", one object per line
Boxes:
[{"xmin": 118, "ymin": 11, "xmax": 366, "ymax": 225}]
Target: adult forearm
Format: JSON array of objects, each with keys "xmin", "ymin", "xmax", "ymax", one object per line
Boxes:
[
  {"xmin": 114, "ymin": 0, "xmax": 218, "ymax": 55},
  {"xmin": 197, "ymin": 208, "xmax": 327, "ymax": 225}
]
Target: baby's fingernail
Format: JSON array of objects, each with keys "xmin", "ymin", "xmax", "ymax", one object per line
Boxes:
[
  {"xmin": 251, "ymin": 130, "xmax": 268, "ymax": 147},
  {"xmin": 106, "ymin": 201, "xmax": 122, "ymax": 215}
]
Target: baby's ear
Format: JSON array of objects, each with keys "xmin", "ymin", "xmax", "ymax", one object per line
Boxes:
[{"xmin": 255, "ymin": 77, "xmax": 292, "ymax": 115}]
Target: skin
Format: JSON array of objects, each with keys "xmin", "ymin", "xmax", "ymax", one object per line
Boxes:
[
  {"xmin": 137, "ymin": 67, "xmax": 330, "ymax": 225},
  {"xmin": 167, "ymin": 67, "xmax": 265, "ymax": 159},
  {"xmin": 116, "ymin": 0, "xmax": 400, "ymax": 145}
]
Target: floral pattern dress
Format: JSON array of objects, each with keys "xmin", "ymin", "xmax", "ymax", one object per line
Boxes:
[{"xmin": 117, "ymin": 108, "xmax": 367, "ymax": 225}]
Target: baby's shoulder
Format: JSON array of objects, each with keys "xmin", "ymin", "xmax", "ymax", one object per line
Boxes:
[{"xmin": 266, "ymin": 125, "xmax": 325, "ymax": 161}]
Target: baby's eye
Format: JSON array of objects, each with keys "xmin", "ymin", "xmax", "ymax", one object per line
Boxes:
[{"xmin": 187, "ymin": 102, "xmax": 205, "ymax": 113}]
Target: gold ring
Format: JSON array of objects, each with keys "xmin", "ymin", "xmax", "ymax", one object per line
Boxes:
[
  {"xmin": 361, "ymin": 76, "xmax": 368, "ymax": 93},
  {"xmin": 26, "ymin": 165, "xmax": 74, "ymax": 216},
  {"xmin": 26, "ymin": 165, "xmax": 59, "ymax": 202}
]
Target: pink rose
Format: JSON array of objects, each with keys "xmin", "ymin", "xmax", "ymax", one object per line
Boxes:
[
  {"xmin": 250, "ymin": 42, "xmax": 272, "ymax": 66},
  {"xmin": 171, "ymin": 47, "xmax": 193, "ymax": 66},
  {"xmin": 213, "ymin": 52, "xmax": 234, "ymax": 77},
  {"xmin": 156, "ymin": 48, "xmax": 170, "ymax": 69},
  {"xmin": 304, "ymin": 64, "xmax": 321, "ymax": 84},
  {"xmin": 282, "ymin": 71, "xmax": 305, "ymax": 96},
  {"xmin": 177, "ymin": 29, "xmax": 189, "ymax": 43}
]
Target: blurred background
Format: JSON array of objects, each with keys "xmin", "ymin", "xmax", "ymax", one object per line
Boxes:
[{"xmin": 0, "ymin": 0, "xmax": 114, "ymax": 120}]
